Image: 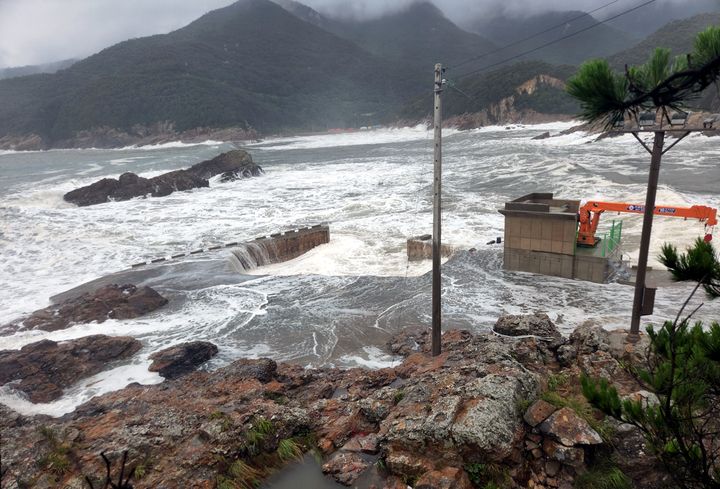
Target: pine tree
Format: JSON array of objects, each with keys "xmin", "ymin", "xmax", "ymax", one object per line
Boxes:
[{"xmin": 581, "ymin": 239, "xmax": 720, "ymax": 489}]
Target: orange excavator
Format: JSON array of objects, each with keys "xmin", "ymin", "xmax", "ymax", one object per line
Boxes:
[{"xmin": 577, "ymin": 201, "xmax": 717, "ymax": 247}]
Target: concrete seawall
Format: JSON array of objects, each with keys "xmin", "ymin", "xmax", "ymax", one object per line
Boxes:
[
  {"xmin": 50, "ymin": 225, "xmax": 330, "ymax": 304},
  {"xmin": 132, "ymin": 224, "xmax": 329, "ymax": 270},
  {"xmin": 230, "ymin": 225, "xmax": 330, "ymax": 271},
  {"xmin": 407, "ymin": 234, "xmax": 454, "ymax": 261}
]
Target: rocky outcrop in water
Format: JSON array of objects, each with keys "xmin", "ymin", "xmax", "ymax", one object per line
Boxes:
[
  {"xmin": 63, "ymin": 149, "xmax": 263, "ymax": 206},
  {"xmin": 0, "ymin": 335, "xmax": 141, "ymax": 403},
  {"xmin": 149, "ymin": 341, "xmax": 219, "ymax": 380},
  {"xmin": 2, "ymin": 284, "xmax": 168, "ymax": 334},
  {"xmin": 0, "ymin": 316, "xmax": 671, "ymax": 489}
]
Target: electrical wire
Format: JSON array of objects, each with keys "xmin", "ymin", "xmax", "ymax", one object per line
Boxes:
[
  {"xmin": 454, "ymin": 0, "xmax": 657, "ymax": 80},
  {"xmin": 447, "ymin": 0, "xmax": 623, "ymax": 71}
]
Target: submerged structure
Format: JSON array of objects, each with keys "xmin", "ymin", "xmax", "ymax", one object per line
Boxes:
[{"xmin": 499, "ymin": 193, "xmax": 625, "ymax": 284}]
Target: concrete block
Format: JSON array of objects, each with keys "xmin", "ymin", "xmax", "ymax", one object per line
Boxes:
[
  {"xmin": 562, "ymin": 242, "xmax": 575, "ymax": 255},
  {"xmin": 552, "ymin": 221, "xmax": 563, "ymax": 241},
  {"xmin": 531, "ymin": 219, "xmax": 542, "ymax": 239},
  {"xmin": 521, "ymin": 238, "xmax": 531, "ymax": 250},
  {"xmin": 552, "ymin": 240, "xmax": 563, "ymax": 254},
  {"xmin": 531, "ymin": 238, "xmax": 542, "ymax": 251},
  {"xmin": 542, "ymin": 223, "xmax": 553, "ymax": 240},
  {"xmin": 520, "ymin": 218, "xmax": 532, "ymax": 238},
  {"xmin": 510, "ymin": 237, "xmax": 521, "ymax": 250},
  {"xmin": 541, "ymin": 240, "xmax": 552, "ymax": 252}
]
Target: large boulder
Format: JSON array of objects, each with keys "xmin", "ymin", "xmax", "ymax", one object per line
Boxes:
[
  {"xmin": 4, "ymin": 284, "xmax": 167, "ymax": 334},
  {"xmin": 187, "ymin": 149, "xmax": 262, "ymax": 181},
  {"xmin": 63, "ymin": 149, "xmax": 261, "ymax": 206},
  {"xmin": 0, "ymin": 335, "xmax": 142, "ymax": 403},
  {"xmin": 148, "ymin": 341, "xmax": 219, "ymax": 380}
]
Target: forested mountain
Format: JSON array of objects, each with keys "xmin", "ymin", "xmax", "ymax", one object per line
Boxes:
[
  {"xmin": 279, "ymin": 1, "xmax": 503, "ymax": 72},
  {"xmin": 0, "ymin": 0, "xmax": 421, "ymax": 144},
  {"xmin": 0, "ymin": 59, "xmax": 77, "ymax": 80},
  {"xmin": 606, "ymin": 13, "xmax": 720, "ymax": 68},
  {"xmin": 394, "ymin": 61, "xmax": 579, "ymax": 122},
  {"xmin": 0, "ymin": 0, "xmax": 717, "ymax": 148},
  {"xmin": 467, "ymin": 11, "xmax": 638, "ymax": 67}
]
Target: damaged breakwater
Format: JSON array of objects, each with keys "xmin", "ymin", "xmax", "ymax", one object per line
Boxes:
[
  {"xmin": 129, "ymin": 224, "xmax": 330, "ymax": 270},
  {"xmin": 0, "ymin": 314, "xmax": 671, "ymax": 489}
]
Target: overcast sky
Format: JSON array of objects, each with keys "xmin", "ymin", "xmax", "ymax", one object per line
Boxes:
[{"xmin": 0, "ymin": 0, "xmax": 717, "ymax": 69}]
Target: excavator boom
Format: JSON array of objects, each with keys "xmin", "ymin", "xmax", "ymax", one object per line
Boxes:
[{"xmin": 577, "ymin": 200, "xmax": 717, "ymax": 247}]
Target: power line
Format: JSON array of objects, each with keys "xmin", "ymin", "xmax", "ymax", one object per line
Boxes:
[
  {"xmin": 448, "ymin": 0, "xmax": 623, "ymax": 71},
  {"xmin": 454, "ymin": 0, "xmax": 657, "ymax": 80}
]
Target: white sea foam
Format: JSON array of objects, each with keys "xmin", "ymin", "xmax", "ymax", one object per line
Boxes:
[{"xmin": 1, "ymin": 125, "xmax": 719, "ymax": 414}]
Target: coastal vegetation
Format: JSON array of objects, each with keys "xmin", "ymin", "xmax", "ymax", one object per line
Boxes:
[{"xmin": 582, "ymin": 239, "xmax": 720, "ymax": 489}]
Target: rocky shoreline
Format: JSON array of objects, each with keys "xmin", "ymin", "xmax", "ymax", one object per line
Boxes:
[
  {"xmin": 1, "ymin": 313, "xmax": 670, "ymax": 489},
  {"xmin": 0, "ymin": 123, "xmax": 262, "ymax": 152}
]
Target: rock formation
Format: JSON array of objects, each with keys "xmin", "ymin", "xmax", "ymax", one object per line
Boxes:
[
  {"xmin": 2, "ymin": 284, "xmax": 168, "ymax": 334},
  {"xmin": 0, "ymin": 315, "xmax": 672, "ymax": 489},
  {"xmin": 148, "ymin": 341, "xmax": 219, "ymax": 380},
  {"xmin": 0, "ymin": 335, "xmax": 141, "ymax": 403},
  {"xmin": 63, "ymin": 149, "xmax": 263, "ymax": 206}
]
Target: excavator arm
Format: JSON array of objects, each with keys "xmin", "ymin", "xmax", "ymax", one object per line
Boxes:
[{"xmin": 577, "ymin": 201, "xmax": 717, "ymax": 246}]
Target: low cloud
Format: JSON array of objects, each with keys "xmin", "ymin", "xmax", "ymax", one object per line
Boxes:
[{"xmin": 0, "ymin": 0, "xmax": 716, "ymax": 69}]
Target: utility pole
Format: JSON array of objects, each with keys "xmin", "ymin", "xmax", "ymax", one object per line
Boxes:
[
  {"xmin": 432, "ymin": 63, "xmax": 443, "ymax": 357},
  {"xmin": 628, "ymin": 130, "xmax": 664, "ymax": 342}
]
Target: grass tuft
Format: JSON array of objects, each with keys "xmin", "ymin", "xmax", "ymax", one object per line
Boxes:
[
  {"xmin": 277, "ymin": 438, "xmax": 304, "ymax": 462},
  {"xmin": 574, "ymin": 457, "xmax": 630, "ymax": 489}
]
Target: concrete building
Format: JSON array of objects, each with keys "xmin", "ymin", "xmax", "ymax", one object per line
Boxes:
[{"xmin": 498, "ymin": 193, "xmax": 620, "ymax": 283}]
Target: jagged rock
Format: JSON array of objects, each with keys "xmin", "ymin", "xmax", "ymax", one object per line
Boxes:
[
  {"xmin": 610, "ymin": 419, "xmax": 670, "ymax": 489},
  {"xmin": 532, "ymin": 131, "xmax": 551, "ymax": 140},
  {"xmin": 4, "ymin": 284, "xmax": 167, "ymax": 334},
  {"xmin": 148, "ymin": 341, "xmax": 219, "ymax": 380},
  {"xmin": 0, "ymin": 320, "xmax": 671, "ymax": 489},
  {"xmin": 568, "ymin": 324, "xmax": 610, "ymax": 354},
  {"xmin": 538, "ymin": 407, "xmax": 603, "ymax": 446},
  {"xmin": 494, "ymin": 313, "xmax": 562, "ymax": 340},
  {"xmin": 223, "ymin": 358, "xmax": 278, "ymax": 383},
  {"xmin": 543, "ymin": 438, "xmax": 584, "ymax": 467},
  {"xmin": 187, "ymin": 149, "xmax": 262, "ymax": 181},
  {"xmin": 387, "ymin": 327, "xmax": 430, "ymax": 357},
  {"xmin": 63, "ymin": 149, "xmax": 261, "ymax": 206},
  {"xmin": 321, "ymin": 452, "xmax": 371, "ymax": 486},
  {"xmin": 359, "ymin": 433, "xmax": 380, "ymax": 454},
  {"xmin": 341, "ymin": 436, "xmax": 363, "ymax": 452},
  {"xmin": 523, "ymin": 400, "xmax": 557, "ymax": 427},
  {"xmin": 415, "ymin": 467, "xmax": 473, "ymax": 489},
  {"xmin": 0, "ymin": 335, "xmax": 141, "ymax": 403},
  {"xmin": 385, "ymin": 451, "xmax": 434, "ymax": 477}
]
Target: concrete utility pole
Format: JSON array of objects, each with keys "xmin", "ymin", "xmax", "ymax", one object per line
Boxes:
[
  {"xmin": 625, "ymin": 119, "xmax": 708, "ymax": 342},
  {"xmin": 432, "ymin": 63, "xmax": 443, "ymax": 357},
  {"xmin": 628, "ymin": 130, "xmax": 664, "ymax": 342}
]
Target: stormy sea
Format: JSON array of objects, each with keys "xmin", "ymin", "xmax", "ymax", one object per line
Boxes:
[{"xmin": 1, "ymin": 122, "xmax": 719, "ymax": 416}]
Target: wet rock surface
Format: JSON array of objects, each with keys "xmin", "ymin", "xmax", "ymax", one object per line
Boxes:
[
  {"xmin": 63, "ymin": 149, "xmax": 262, "ymax": 206},
  {"xmin": 0, "ymin": 334, "xmax": 141, "ymax": 403},
  {"xmin": 0, "ymin": 320, "xmax": 670, "ymax": 489},
  {"xmin": 148, "ymin": 341, "xmax": 219, "ymax": 380},
  {"xmin": 2, "ymin": 284, "xmax": 168, "ymax": 334}
]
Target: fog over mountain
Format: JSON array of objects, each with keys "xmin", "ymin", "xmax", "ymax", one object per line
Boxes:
[{"xmin": 0, "ymin": 0, "xmax": 717, "ymax": 69}]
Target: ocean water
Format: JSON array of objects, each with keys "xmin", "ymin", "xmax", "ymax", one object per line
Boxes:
[{"xmin": 1, "ymin": 123, "xmax": 719, "ymax": 416}]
